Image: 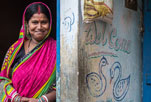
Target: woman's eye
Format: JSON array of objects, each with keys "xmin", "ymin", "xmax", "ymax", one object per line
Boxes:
[
  {"xmin": 41, "ymin": 21, "xmax": 48, "ymax": 24},
  {"xmin": 32, "ymin": 21, "xmax": 38, "ymax": 24}
]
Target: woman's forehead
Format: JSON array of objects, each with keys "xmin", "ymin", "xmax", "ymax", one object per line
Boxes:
[{"xmin": 30, "ymin": 13, "xmax": 48, "ymax": 19}]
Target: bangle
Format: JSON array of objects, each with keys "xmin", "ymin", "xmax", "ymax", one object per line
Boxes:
[
  {"xmin": 38, "ymin": 95, "xmax": 48, "ymax": 102},
  {"xmin": 12, "ymin": 92, "xmax": 18, "ymax": 102},
  {"xmin": 12, "ymin": 94, "xmax": 22, "ymax": 102},
  {"xmin": 15, "ymin": 95, "xmax": 22, "ymax": 102},
  {"xmin": 17, "ymin": 96, "xmax": 22, "ymax": 102},
  {"xmin": 38, "ymin": 97, "xmax": 43, "ymax": 102},
  {"xmin": 42, "ymin": 95, "xmax": 48, "ymax": 102}
]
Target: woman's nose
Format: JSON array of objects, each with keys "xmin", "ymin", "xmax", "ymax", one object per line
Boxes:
[{"xmin": 37, "ymin": 23, "xmax": 42, "ymax": 29}]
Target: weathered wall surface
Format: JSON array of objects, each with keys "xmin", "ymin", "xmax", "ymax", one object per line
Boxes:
[
  {"xmin": 78, "ymin": 0, "xmax": 142, "ymax": 102},
  {"xmin": 59, "ymin": 0, "xmax": 142, "ymax": 102},
  {"xmin": 60, "ymin": 0, "xmax": 79, "ymax": 102}
]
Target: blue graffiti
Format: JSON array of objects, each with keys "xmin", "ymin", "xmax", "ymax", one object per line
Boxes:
[
  {"xmin": 63, "ymin": 13, "xmax": 75, "ymax": 32},
  {"xmin": 86, "ymin": 56, "xmax": 108, "ymax": 97},
  {"xmin": 110, "ymin": 62, "xmax": 130, "ymax": 101}
]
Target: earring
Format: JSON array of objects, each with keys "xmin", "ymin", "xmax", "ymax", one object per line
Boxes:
[
  {"xmin": 27, "ymin": 28, "xmax": 29, "ymax": 35},
  {"xmin": 25, "ymin": 24, "xmax": 31, "ymax": 39},
  {"xmin": 24, "ymin": 22, "xmax": 30, "ymax": 38},
  {"xmin": 27, "ymin": 29, "xmax": 31, "ymax": 39}
]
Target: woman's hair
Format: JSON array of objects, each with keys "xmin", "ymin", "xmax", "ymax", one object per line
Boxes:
[{"xmin": 25, "ymin": 3, "xmax": 50, "ymax": 23}]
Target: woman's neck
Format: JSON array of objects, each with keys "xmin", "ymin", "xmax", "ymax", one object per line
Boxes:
[
  {"xmin": 30, "ymin": 38, "xmax": 40, "ymax": 46},
  {"xmin": 26, "ymin": 39, "xmax": 39, "ymax": 54}
]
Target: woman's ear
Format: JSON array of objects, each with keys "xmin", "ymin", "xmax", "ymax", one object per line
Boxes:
[
  {"xmin": 25, "ymin": 21, "xmax": 28, "ymax": 29},
  {"xmin": 25, "ymin": 21, "xmax": 31, "ymax": 39},
  {"xmin": 25, "ymin": 21, "xmax": 29, "ymax": 34}
]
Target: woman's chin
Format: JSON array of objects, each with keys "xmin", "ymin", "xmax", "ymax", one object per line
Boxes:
[
  {"xmin": 35, "ymin": 37, "xmax": 46, "ymax": 42},
  {"xmin": 34, "ymin": 35, "xmax": 46, "ymax": 41}
]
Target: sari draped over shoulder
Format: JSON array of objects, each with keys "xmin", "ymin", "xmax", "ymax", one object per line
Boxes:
[{"xmin": 0, "ymin": 2, "xmax": 56, "ymax": 101}]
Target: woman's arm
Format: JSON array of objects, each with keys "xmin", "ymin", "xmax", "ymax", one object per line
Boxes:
[
  {"xmin": 0, "ymin": 80, "xmax": 21, "ymax": 102},
  {"xmin": 21, "ymin": 90, "xmax": 56, "ymax": 102},
  {"xmin": 44, "ymin": 90, "xmax": 56, "ymax": 102}
]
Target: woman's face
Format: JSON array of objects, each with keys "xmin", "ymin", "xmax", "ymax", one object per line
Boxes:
[{"xmin": 28, "ymin": 13, "xmax": 50, "ymax": 42}]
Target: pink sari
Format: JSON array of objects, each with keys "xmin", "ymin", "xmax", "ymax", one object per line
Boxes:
[{"xmin": 0, "ymin": 2, "xmax": 56, "ymax": 101}]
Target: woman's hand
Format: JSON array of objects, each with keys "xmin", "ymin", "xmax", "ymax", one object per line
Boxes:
[
  {"xmin": 21, "ymin": 97, "xmax": 29, "ymax": 102},
  {"xmin": 28, "ymin": 98, "xmax": 38, "ymax": 102},
  {"xmin": 21, "ymin": 97, "xmax": 38, "ymax": 102}
]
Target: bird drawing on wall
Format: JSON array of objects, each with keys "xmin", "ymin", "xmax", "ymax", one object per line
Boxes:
[
  {"xmin": 86, "ymin": 56, "xmax": 108, "ymax": 97},
  {"xmin": 110, "ymin": 62, "xmax": 130, "ymax": 101}
]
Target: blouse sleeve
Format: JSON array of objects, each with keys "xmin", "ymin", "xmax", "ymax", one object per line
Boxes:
[{"xmin": 0, "ymin": 80, "xmax": 18, "ymax": 101}]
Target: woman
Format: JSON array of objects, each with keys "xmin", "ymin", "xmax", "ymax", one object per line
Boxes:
[{"xmin": 0, "ymin": 2, "xmax": 56, "ymax": 102}]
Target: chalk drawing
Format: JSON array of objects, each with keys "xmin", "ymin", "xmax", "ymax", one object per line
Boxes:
[
  {"xmin": 85, "ymin": 21, "xmax": 107, "ymax": 46},
  {"xmin": 110, "ymin": 62, "xmax": 130, "ymax": 101},
  {"xmin": 84, "ymin": 21, "xmax": 131, "ymax": 54},
  {"xmin": 96, "ymin": 99, "xmax": 134, "ymax": 102},
  {"xmin": 62, "ymin": 12, "xmax": 75, "ymax": 32},
  {"xmin": 88, "ymin": 51, "xmax": 118, "ymax": 59},
  {"xmin": 86, "ymin": 56, "xmax": 108, "ymax": 97}
]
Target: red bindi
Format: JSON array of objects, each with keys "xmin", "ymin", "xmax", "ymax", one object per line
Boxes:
[{"xmin": 38, "ymin": 5, "xmax": 41, "ymax": 14}]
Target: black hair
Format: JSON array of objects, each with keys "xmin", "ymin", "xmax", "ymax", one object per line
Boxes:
[{"xmin": 25, "ymin": 3, "xmax": 50, "ymax": 23}]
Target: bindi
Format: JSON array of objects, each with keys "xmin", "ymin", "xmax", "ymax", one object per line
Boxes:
[{"xmin": 38, "ymin": 5, "xmax": 41, "ymax": 14}]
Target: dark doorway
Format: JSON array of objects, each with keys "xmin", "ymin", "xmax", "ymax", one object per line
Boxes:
[{"xmin": 0, "ymin": 0, "xmax": 56, "ymax": 68}]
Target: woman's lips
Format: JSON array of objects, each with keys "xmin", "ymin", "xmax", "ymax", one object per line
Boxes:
[{"xmin": 35, "ymin": 31, "xmax": 44, "ymax": 34}]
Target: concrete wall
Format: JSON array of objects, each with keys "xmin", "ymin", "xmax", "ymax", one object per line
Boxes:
[
  {"xmin": 59, "ymin": 0, "xmax": 142, "ymax": 102},
  {"xmin": 78, "ymin": 0, "xmax": 142, "ymax": 102},
  {"xmin": 60, "ymin": 0, "xmax": 79, "ymax": 101}
]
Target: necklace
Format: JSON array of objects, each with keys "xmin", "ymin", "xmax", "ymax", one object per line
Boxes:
[{"xmin": 27, "ymin": 39, "xmax": 32, "ymax": 54}]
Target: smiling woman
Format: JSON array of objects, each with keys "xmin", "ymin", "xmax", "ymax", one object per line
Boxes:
[
  {"xmin": 25, "ymin": 13, "xmax": 50, "ymax": 54},
  {"xmin": 0, "ymin": 2, "xmax": 56, "ymax": 102},
  {"xmin": 24, "ymin": 3, "xmax": 51, "ymax": 55},
  {"xmin": 0, "ymin": 0, "xmax": 56, "ymax": 70},
  {"xmin": 27, "ymin": 13, "xmax": 50, "ymax": 42}
]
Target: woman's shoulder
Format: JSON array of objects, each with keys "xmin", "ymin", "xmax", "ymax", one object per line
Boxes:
[
  {"xmin": 47, "ymin": 37, "xmax": 56, "ymax": 45},
  {"xmin": 46, "ymin": 37, "xmax": 56, "ymax": 53}
]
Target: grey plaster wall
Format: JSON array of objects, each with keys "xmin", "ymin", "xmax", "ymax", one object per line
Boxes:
[
  {"xmin": 60, "ymin": 0, "xmax": 79, "ymax": 102},
  {"xmin": 59, "ymin": 0, "xmax": 142, "ymax": 102},
  {"xmin": 78, "ymin": 0, "xmax": 143, "ymax": 102}
]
